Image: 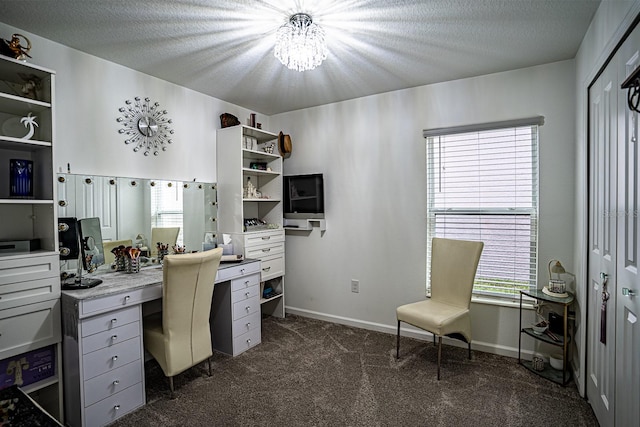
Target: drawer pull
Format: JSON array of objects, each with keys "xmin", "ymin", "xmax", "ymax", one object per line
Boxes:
[
  {"xmin": 124, "ymin": 296, "xmax": 131, "ymax": 303},
  {"xmin": 240, "ymin": 268, "xmax": 245, "ymax": 274},
  {"xmin": 244, "ymin": 280, "xmax": 250, "ymax": 285},
  {"xmin": 247, "ymin": 339, "xmax": 251, "ymax": 344},
  {"xmin": 245, "ymin": 306, "xmax": 251, "ymax": 312},
  {"xmin": 114, "ymin": 405, "xmax": 121, "ymax": 411},
  {"xmin": 246, "ymin": 322, "xmax": 251, "ymax": 328},
  {"xmin": 262, "ymin": 267, "xmax": 271, "ymax": 272},
  {"xmin": 112, "ymin": 355, "xmax": 118, "ymax": 361},
  {"xmin": 262, "ymin": 248, "xmax": 271, "ymax": 253},
  {"xmin": 261, "ymin": 236, "xmax": 271, "ymax": 240},
  {"xmin": 113, "ymin": 380, "xmax": 120, "ymax": 385},
  {"xmin": 111, "ymin": 335, "xmax": 118, "ymax": 341},
  {"xmin": 245, "ymin": 292, "xmax": 250, "ymax": 297},
  {"xmin": 111, "ymin": 319, "xmax": 118, "ymax": 324}
]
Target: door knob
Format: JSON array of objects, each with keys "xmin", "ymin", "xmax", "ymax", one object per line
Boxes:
[{"xmin": 622, "ymin": 287, "xmax": 636, "ymax": 297}]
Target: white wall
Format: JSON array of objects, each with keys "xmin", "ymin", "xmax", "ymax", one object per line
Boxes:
[
  {"xmin": 573, "ymin": 0, "xmax": 640, "ymax": 395},
  {"xmin": 0, "ymin": 22, "xmax": 269, "ymax": 183},
  {"xmin": 270, "ymin": 60, "xmax": 577, "ymax": 357}
]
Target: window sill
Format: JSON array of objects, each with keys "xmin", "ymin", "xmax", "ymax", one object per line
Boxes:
[{"xmin": 471, "ymin": 295, "xmax": 535, "ymax": 309}]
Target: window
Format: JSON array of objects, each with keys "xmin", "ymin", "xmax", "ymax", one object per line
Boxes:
[
  {"xmin": 424, "ymin": 117, "xmax": 542, "ymax": 300},
  {"xmin": 150, "ymin": 181, "xmax": 184, "ymax": 245}
]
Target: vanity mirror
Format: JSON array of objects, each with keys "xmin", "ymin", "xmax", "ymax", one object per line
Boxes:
[{"xmin": 57, "ymin": 173, "xmax": 217, "ymax": 269}]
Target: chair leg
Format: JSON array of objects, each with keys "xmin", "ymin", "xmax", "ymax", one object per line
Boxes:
[
  {"xmin": 396, "ymin": 320, "xmax": 400, "ymax": 359},
  {"xmin": 437, "ymin": 336, "xmax": 442, "ymax": 380},
  {"xmin": 468, "ymin": 341, "xmax": 472, "ymax": 360},
  {"xmin": 207, "ymin": 357, "xmax": 212, "ymax": 376},
  {"xmin": 169, "ymin": 376, "xmax": 176, "ymax": 399},
  {"xmin": 433, "ymin": 334, "xmax": 436, "ymax": 346}
]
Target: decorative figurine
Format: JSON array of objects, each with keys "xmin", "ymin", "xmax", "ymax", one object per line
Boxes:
[
  {"xmin": 0, "ymin": 33, "xmax": 32, "ymax": 60},
  {"xmin": 20, "ymin": 112, "xmax": 38, "ymax": 140}
]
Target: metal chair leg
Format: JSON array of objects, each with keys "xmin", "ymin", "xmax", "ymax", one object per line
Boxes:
[
  {"xmin": 437, "ymin": 336, "xmax": 442, "ymax": 380},
  {"xmin": 169, "ymin": 376, "xmax": 176, "ymax": 399},
  {"xmin": 396, "ymin": 321, "xmax": 400, "ymax": 359},
  {"xmin": 433, "ymin": 334, "xmax": 436, "ymax": 346},
  {"xmin": 207, "ymin": 357, "xmax": 212, "ymax": 376},
  {"xmin": 468, "ymin": 341, "xmax": 471, "ymax": 360}
]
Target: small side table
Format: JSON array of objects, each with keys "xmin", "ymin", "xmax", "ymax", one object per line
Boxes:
[{"xmin": 518, "ymin": 289, "xmax": 574, "ymax": 386}]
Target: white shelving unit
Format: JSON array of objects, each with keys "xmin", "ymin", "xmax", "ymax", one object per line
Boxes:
[
  {"xmin": 216, "ymin": 125, "xmax": 285, "ymax": 319},
  {"xmin": 0, "ymin": 55, "xmax": 62, "ymax": 421}
]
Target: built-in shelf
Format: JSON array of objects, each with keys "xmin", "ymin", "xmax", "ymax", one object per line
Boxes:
[{"xmin": 284, "ymin": 218, "xmax": 326, "ymax": 231}]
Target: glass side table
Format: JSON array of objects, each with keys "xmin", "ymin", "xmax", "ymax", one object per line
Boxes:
[{"xmin": 518, "ymin": 289, "xmax": 575, "ymax": 386}]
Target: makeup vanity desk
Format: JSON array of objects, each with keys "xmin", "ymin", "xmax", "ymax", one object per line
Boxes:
[{"xmin": 60, "ymin": 259, "xmax": 261, "ymax": 427}]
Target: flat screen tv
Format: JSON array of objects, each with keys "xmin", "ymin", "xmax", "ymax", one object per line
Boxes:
[{"xmin": 283, "ymin": 173, "xmax": 324, "ymax": 219}]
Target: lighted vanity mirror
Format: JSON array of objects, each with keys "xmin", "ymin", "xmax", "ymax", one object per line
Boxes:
[{"xmin": 57, "ymin": 173, "xmax": 217, "ymax": 269}]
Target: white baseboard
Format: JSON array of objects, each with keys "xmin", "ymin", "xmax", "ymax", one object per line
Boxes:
[{"xmin": 285, "ymin": 306, "xmax": 522, "ymax": 359}]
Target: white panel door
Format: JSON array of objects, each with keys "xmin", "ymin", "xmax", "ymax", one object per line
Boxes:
[
  {"xmin": 615, "ymin": 27, "xmax": 640, "ymax": 427},
  {"xmin": 587, "ymin": 53, "xmax": 617, "ymax": 427}
]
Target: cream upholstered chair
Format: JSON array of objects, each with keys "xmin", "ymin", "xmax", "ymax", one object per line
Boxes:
[
  {"xmin": 150, "ymin": 227, "xmax": 180, "ymax": 256},
  {"xmin": 143, "ymin": 248, "xmax": 223, "ymax": 395},
  {"xmin": 396, "ymin": 237, "xmax": 483, "ymax": 380}
]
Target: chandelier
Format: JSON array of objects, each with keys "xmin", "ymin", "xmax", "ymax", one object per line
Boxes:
[{"xmin": 274, "ymin": 13, "xmax": 327, "ymax": 72}]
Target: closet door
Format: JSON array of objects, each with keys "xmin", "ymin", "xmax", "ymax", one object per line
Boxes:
[
  {"xmin": 587, "ymin": 22, "xmax": 640, "ymax": 427},
  {"xmin": 615, "ymin": 27, "xmax": 640, "ymax": 427},
  {"xmin": 587, "ymin": 58, "xmax": 617, "ymax": 427}
]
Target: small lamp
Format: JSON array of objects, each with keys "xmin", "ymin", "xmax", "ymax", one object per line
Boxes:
[{"xmin": 544, "ymin": 259, "xmax": 567, "ymax": 296}]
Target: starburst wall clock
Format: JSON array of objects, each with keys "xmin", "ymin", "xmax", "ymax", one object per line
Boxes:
[{"xmin": 116, "ymin": 97, "xmax": 174, "ymax": 156}]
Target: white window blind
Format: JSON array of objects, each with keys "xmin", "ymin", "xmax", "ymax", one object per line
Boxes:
[
  {"xmin": 425, "ymin": 118, "xmax": 541, "ymax": 299},
  {"xmin": 150, "ymin": 181, "xmax": 184, "ymax": 245}
]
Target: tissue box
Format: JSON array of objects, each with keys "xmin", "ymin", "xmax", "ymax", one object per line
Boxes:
[{"xmin": 219, "ymin": 244, "xmax": 233, "ymax": 255}]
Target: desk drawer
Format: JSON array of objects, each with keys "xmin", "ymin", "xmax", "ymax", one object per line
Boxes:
[
  {"xmin": 84, "ymin": 360, "xmax": 143, "ymax": 407},
  {"xmin": 232, "ymin": 297, "xmax": 260, "ymax": 321},
  {"xmin": 0, "ymin": 299, "xmax": 61, "ymax": 360},
  {"xmin": 260, "ymin": 255, "xmax": 284, "ymax": 281},
  {"xmin": 0, "ymin": 276, "xmax": 60, "ymax": 311},
  {"xmin": 0, "ymin": 254, "xmax": 58, "ymax": 286},
  {"xmin": 244, "ymin": 230, "xmax": 284, "ymax": 248},
  {"xmin": 232, "ymin": 284, "xmax": 259, "ymax": 303},
  {"xmin": 82, "ymin": 321, "xmax": 140, "ymax": 354},
  {"xmin": 81, "ymin": 305, "xmax": 139, "ymax": 338},
  {"xmin": 230, "ymin": 273, "xmax": 260, "ymax": 292},
  {"xmin": 84, "ymin": 382, "xmax": 144, "ymax": 427},
  {"xmin": 216, "ymin": 260, "xmax": 261, "ymax": 282},
  {"xmin": 83, "ymin": 336, "xmax": 142, "ymax": 380},
  {"xmin": 233, "ymin": 327, "xmax": 261, "ymax": 355},
  {"xmin": 80, "ymin": 287, "xmax": 149, "ymax": 317},
  {"xmin": 232, "ymin": 310, "xmax": 260, "ymax": 339},
  {"xmin": 245, "ymin": 242, "xmax": 284, "ymax": 260}
]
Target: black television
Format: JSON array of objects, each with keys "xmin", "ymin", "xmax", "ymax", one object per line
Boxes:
[
  {"xmin": 59, "ymin": 217, "xmax": 104, "ymax": 289},
  {"xmin": 283, "ymin": 173, "xmax": 324, "ymax": 219}
]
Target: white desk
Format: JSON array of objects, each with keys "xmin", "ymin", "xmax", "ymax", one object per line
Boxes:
[{"xmin": 61, "ymin": 259, "xmax": 261, "ymax": 427}]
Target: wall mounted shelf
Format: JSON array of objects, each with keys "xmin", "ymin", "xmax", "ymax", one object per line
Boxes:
[{"xmin": 284, "ymin": 218, "xmax": 326, "ymax": 231}]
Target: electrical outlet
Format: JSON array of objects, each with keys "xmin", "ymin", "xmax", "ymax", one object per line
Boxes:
[{"xmin": 351, "ymin": 279, "xmax": 359, "ymax": 293}]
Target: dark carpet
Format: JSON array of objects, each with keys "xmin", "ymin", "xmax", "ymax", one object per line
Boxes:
[{"xmin": 109, "ymin": 314, "xmax": 598, "ymax": 427}]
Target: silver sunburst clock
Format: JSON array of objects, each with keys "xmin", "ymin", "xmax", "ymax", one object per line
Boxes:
[{"xmin": 116, "ymin": 97, "xmax": 174, "ymax": 156}]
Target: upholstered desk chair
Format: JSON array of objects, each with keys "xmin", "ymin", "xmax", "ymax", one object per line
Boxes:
[
  {"xmin": 143, "ymin": 247, "xmax": 223, "ymax": 396},
  {"xmin": 396, "ymin": 237, "xmax": 483, "ymax": 380},
  {"xmin": 150, "ymin": 227, "xmax": 180, "ymax": 256}
]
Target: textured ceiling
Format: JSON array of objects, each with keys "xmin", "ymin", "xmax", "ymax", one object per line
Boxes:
[{"xmin": 0, "ymin": 0, "xmax": 600, "ymax": 115}]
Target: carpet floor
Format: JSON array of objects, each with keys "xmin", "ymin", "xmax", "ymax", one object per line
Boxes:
[{"xmin": 109, "ymin": 314, "xmax": 598, "ymax": 427}]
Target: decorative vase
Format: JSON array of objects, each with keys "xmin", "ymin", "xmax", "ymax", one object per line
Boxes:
[{"xmin": 9, "ymin": 159, "xmax": 33, "ymax": 198}]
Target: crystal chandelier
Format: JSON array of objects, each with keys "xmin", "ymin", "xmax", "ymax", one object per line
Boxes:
[{"xmin": 274, "ymin": 13, "xmax": 327, "ymax": 72}]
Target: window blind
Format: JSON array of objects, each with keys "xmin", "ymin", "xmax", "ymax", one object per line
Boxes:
[
  {"xmin": 150, "ymin": 182, "xmax": 184, "ymax": 246},
  {"xmin": 425, "ymin": 120, "xmax": 540, "ymax": 299}
]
